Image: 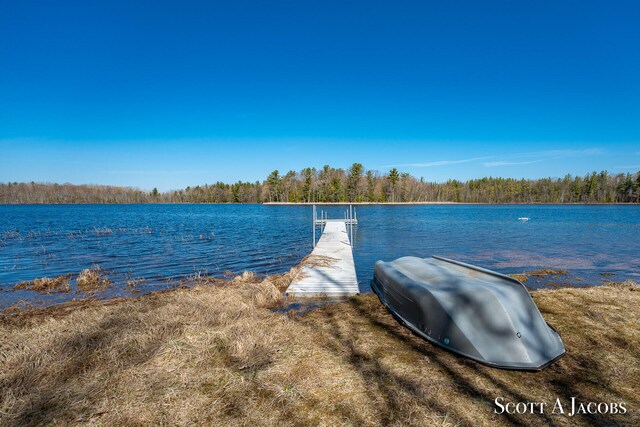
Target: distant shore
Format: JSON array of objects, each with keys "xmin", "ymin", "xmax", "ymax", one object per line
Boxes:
[
  {"xmin": 3, "ymin": 168, "xmax": 639, "ymax": 205},
  {"xmin": 0, "ymin": 201, "xmax": 638, "ymax": 206},
  {"xmin": 264, "ymin": 201, "xmax": 458, "ymax": 205},
  {"xmin": 262, "ymin": 201, "xmax": 638, "ymax": 205}
]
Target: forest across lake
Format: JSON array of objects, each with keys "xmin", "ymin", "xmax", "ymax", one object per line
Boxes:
[{"xmin": 1, "ymin": 165, "xmax": 639, "ymax": 204}]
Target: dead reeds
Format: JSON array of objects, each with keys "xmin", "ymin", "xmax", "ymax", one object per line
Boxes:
[
  {"xmin": 0, "ymin": 273, "xmax": 638, "ymax": 426},
  {"xmin": 13, "ymin": 275, "xmax": 72, "ymax": 294},
  {"xmin": 76, "ymin": 267, "xmax": 111, "ymax": 292},
  {"xmin": 509, "ymin": 269, "xmax": 570, "ymax": 284}
]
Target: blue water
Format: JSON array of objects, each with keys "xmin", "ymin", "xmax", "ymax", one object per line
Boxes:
[{"xmin": 1, "ymin": 204, "xmax": 638, "ymax": 309}]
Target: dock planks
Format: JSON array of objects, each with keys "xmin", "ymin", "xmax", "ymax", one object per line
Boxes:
[{"xmin": 286, "ymin": 221, "xmax": 359, "ymax": 297}]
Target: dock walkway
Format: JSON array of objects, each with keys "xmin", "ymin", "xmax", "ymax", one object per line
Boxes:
[{"xmin": 286, "ymin": 221, "xmax": 359, "ymax": 297}]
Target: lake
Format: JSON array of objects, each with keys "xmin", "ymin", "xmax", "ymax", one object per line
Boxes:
[{"xmin": 1, "ymin": 204, "xmax": 638, "ymax": 309}]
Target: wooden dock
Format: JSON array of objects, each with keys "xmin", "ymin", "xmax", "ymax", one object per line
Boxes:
[{"xmin": 286, "ymin": 220, "xmax": 360, "ymax": 297}]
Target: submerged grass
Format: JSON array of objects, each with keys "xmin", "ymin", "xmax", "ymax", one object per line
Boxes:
[
  {"xmin": 509, "ymin": 269, "xmax": 570, "ymax": 285},
  {"xmin": 76, "ymin": 267, "xmax": 111, "ymax": 293},
  {"xmin": 13, "ymin": 275, "xmax": 72, "ymax": 294},
  {"xmin": 12, "ymin": 268, "xmax": 113, "ymax": 296},
  {"xmin": 0, "ymin": 274, "xmax": 638, "ymax": 426}
]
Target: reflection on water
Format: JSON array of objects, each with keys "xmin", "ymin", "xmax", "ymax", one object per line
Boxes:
[{"xmin": 1, "ymin": 204, "xmax": 638, "ymax": 309}]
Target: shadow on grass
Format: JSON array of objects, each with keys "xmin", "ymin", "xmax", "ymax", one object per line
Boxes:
[
  {"xmin": 2, "ymin": 300, "xmax": 184, "ymax": 426},
  {"xmin": 300, "ymin": 292, "xmax": 634, "ymax": 426},
  {"xmin": 1, "ymin": 284, "xmax": 637, "ymax": 426}
]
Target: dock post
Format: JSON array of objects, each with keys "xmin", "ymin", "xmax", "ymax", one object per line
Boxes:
[
  {"xmin": 312, "ymin": 204, "xmax": 316, "ymax": 248},
  {"xmin": 349, "ymin": 204, "xmax": 353, "ymax": 245},
  {"xmin": 349, "ymin": 205, "xmax": 353, "ymax": 246}
]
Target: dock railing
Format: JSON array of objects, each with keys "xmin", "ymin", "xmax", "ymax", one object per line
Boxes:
[{"xmin": 312, "ymin": 204, "xmax": 357, "ymax": 248}]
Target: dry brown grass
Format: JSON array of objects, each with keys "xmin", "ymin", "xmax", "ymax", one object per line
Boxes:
[
  {"xmin": 266, "ymin": 265, "xmax": 302, "ymax": 292},
  {"xmin": 13, "ymin": 275, "xmax": 72, "ymax": 294},
  {"xmin": 76, "ymin": 268, "xmax": 111, "ymax": 293},
  {"xmin": 0, "ymin": 276, "xmax": 638, "ymax": 426},
  {"xmin": 288, "ymin": 254, "xmax": 339, "ymax": 283},
  {"xmin": 528, "ymin": 269, "xmax": 569, "ymax": 277},
  {"xmin": 602, "ymin": 279, "xmax": 639, "ymax": 290},
  {"xmin": 125, "ymin": 278, "xmax": 147, "ymax": 288},
  {"xmin": 508, "ymin": 273, "xmax": 529, "ymax": 283},
  {"xmin": 300, "ymin": 254, "xmax": 338, "ymax": 268},
  {"xmin": 509, "ymin": 269, "xmax": 570, "ymax": 285}
]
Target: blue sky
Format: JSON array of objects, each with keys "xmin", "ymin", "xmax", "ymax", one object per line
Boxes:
[{"xmin": 1, "ymin": 1, "xmax": 639, "ymax": 191}]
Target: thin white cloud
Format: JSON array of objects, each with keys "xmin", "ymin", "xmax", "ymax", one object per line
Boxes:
[
  {"xmin": 482, "ymin": 160, "xmax": 542, "ymax": 167},
  {"xmin": 385, "ymin": 156, "xmax": 495, "ymax": 168},
  {"xmin": 508, "ymin": 148, "xmax": 605, "ymax": 160},
  {"xmin": 384, "ymin": 147, "xmax": 604, "ymax": 169},
  {"xmin": 108, "ymin": 170, "xmax": 209, "ymax": 175},
  {"xmin": 616, "ymin": 165, "xmax": 640, "ymax": 169}
]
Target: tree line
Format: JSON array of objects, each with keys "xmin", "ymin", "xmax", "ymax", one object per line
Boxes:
[{"xmin": 1, "ymin": 165, "xmax": 639, "ymax": 204}]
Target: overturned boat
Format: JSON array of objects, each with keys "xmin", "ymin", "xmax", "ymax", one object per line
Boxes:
[{"xmin": 372, "ymin": 256, "xmax": 565, "ymax": 371}]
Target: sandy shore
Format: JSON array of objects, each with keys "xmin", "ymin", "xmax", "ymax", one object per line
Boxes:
[
  {"xmin": 1, "ymin": 272, "xmax": 638, "ymax": 426},
  {"xmin": 263, "ymin": 202, "xmax": 459, "ymax": 205}
]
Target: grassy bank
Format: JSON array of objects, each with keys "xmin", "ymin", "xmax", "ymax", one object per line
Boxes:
[{"xmin": 1, "ymin": 275, "xmax": 638, "ymax": 426}]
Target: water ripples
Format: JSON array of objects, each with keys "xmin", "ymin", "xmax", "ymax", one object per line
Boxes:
[{"xmin": 1, "ymin": 204, "xmax": 638, "ymax": 309}]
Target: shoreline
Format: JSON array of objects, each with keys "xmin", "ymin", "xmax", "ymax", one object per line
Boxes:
[
  {"xmin": 263, "ymin": 201, "xmax": 640, "ymax": 205},
  {"xmin": 1, "ymin": 267, "xmax": 629, "ymax": 315},
  {"xmin": 0, "ymin": 268, "xmax": 629, "ymax": 318},
  {"xmin": 0, "ymin": 201, "xmax": 638, "ymax": 206}
]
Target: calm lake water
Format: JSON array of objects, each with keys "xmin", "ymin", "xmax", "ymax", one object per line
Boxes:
[{"xmin": 1, "ymin": 204, "xmax": 639, "ymax": 309}]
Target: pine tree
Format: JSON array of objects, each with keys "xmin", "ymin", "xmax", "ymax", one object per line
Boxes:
[
  {"xmin": 387, "ymin": 168, "xmax": 400, "ymax": 202},
  {"xmin": 266, "ymin": 170, "xmax": 281, "ymax": 202},
  {"xmin": 347, "ymin": 163, "xmax": 364, "ymax": 202},
  {"xmin": 301, "ymin": 168, "xmax": 314, "ymax": 202},
  {"xmin": 366, "ymin": 170, "xmax": 375, "ymax": 202}
]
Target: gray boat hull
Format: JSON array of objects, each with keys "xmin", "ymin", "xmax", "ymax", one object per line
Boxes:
[{"xmin": 372, "ymin": 256, "xmax": 565, "ymax": 371}]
